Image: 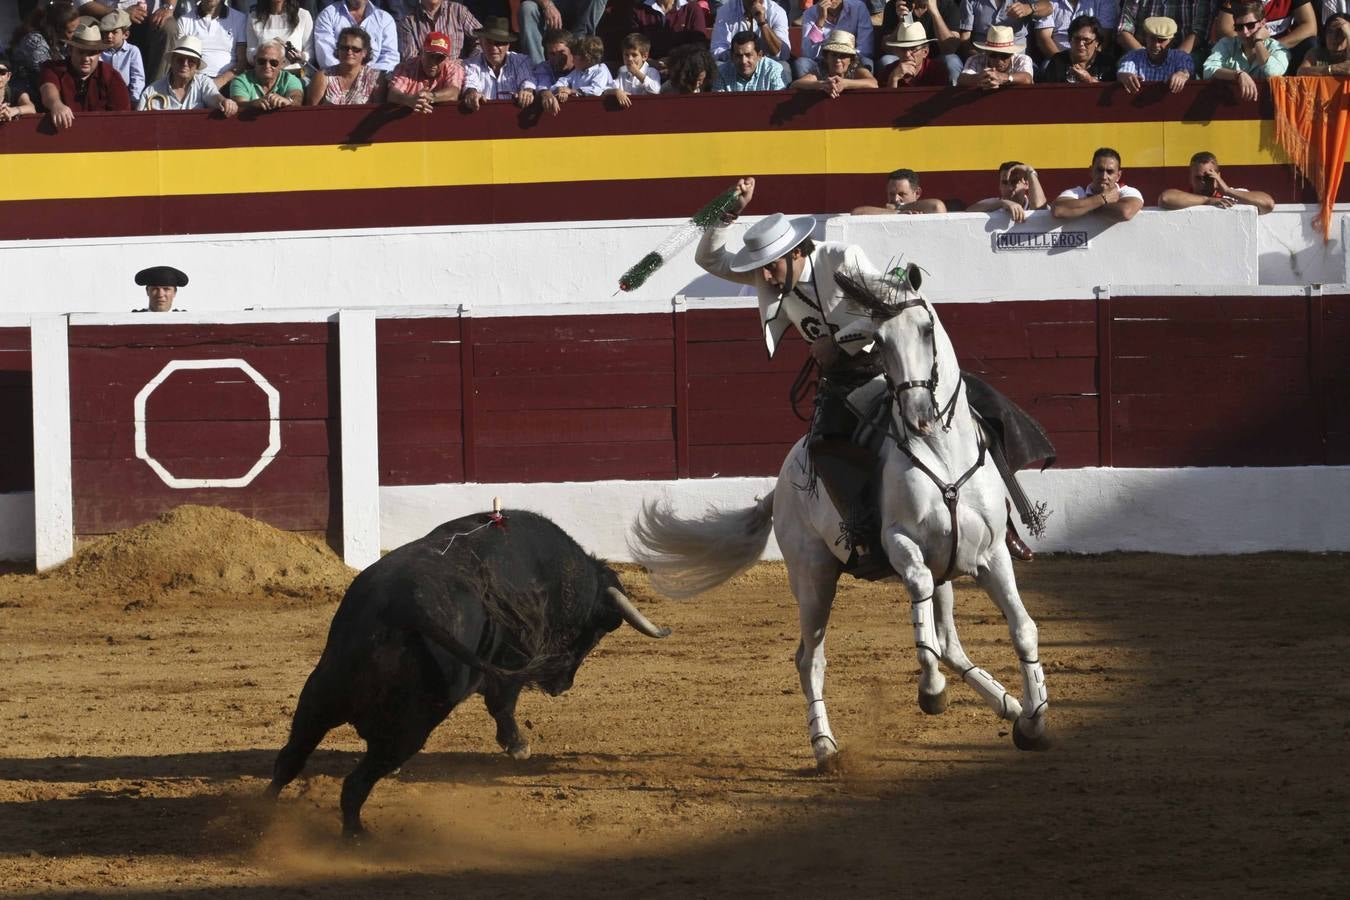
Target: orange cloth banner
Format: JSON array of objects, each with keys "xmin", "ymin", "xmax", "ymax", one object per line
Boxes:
[{"xmin": 1271, "ymin": 76, "xmax": 1350, "ymax": 242}]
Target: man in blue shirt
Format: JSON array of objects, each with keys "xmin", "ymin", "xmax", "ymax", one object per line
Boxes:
[{"xmin": 716, "ymin": 29, "xmax": 787, "ymax": 91}]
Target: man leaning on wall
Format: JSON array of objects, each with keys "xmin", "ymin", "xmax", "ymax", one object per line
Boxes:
[{"xmin": 1158, "ymin": 151, "xmax": 1274, "ymax": 215}]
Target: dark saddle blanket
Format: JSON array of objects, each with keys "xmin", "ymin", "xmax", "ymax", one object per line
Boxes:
[{"xmin": 836, "ymin": 374, "xmax": 1056, "ymax": 582}]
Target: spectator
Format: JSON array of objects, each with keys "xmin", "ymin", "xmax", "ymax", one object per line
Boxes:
[
  {"xmin": 959, "ymin": 0, "xmax": 1047, "ymax": 62},
  {"xmin": 1214, "ymin": 0, "xmax": 1314, "ymax": 73},
  {"xmin": 662, "ymin": 41, "xmax": 717, "ymax": 91},
  {"xmin": 177, "ymin": 0, "xmax": 248, "ymax": 89},
  {"xmin": 460, "ymin": 17, "xmax": 539, "ymax": 110},
  {"xmin": 99, "ymin": 10, "xmax": 144, "ymax": 100},
  {"xmin": 38, "ymin": 21, "xmax": 131, "ymax": 129},
  {"xmin": 396, "ymin": 0, "xmax": 480, "ymax": 62},
  {"xmin": 1116, "ymin": 15, "xmax": 1192, "ymax": 92},
  {"xmin": 138, "ymin": 33, "xmax": 240, "ymax": 113},
  {"xmin": 1034, "ymin": 0, "xmax": 1119, "ymax": 58},
  {"xmin": 611, "ymin": 32, "xmax": 661, "ymax": 108},
  {"xmin": 518, "ymin": 0, "xmax": 607, "ymax": 65},
  {"xmin": 305, "ymin": 25, "xmax": 387, "ymax": 104},
  {"xmin": 796, "ymin": 0, "xmax": 875, "ymax": 79},
  {"xmin": 116, "ymin": 2, "xmax": 179, "ymax": 86},
  {"xmin": 134, "ymin": 265, "xmax": 188, "ymax": 312},
  {"xmin": 879, "ymin": 21, "xmax": 951, "ymax": 86},
  {"xmin": 791, "ymin": 29, "xmax": 877, "ymax": 94},
  {"xmin": 387, "ymin": 30, "xmax": 463, "ymax": 111},
  {"xmin": 628, "ymin": 0, "xmax": 711, "ymax": 62},
  {"xmin": 967, "ymin": 160, "xmax": 1048, "ymax": 220},
  {"xmin": 534, "ymin": 27, "xmax": 574, "ymax": 88},
  {"xmin": 957, "ymin": 24, "xmax": 1034, "ymax": 87},
  {"xmin": 11, "ymin": 1, "xmax": 79, "ymax": 90},
  {"xmin": 1051, "ymin": 146, "xmax": 1143, "ymax": 221},
  {"xmin": 852, "ymin": 168, "xmax": 949, "ymax": 214},
  {"xmin": 1158, "ymin": 150, "xmax": 1275, "ymax": 214},
  {"xmin": 227, "ymin": 37, "xmax": 303, "ymax": 109},
  {"xmin": 315, "ymin": 0, "xmax": 399, "ymax": 71},
  {"xmin": 879, "ymin": 0, "xmax": 963, "ymax": 84},
  {"xmin": 550, "ymin": 34, "xmax": 611, "ymax": 99},
  {"xmin": 247, "ymin": 0, "xmax": 315, "ymax": 77},
  {"xmin": 1297, "ymin": 12, "xmax": 1350, "ymax": 75},
  {"xmin": 718, "ymin": 28, "xmax": 788, "ymax": 90},
  {"xmin": 0, "ymin": 50, "xmax": 39, "ymax": 123},
  {"xmin": 711, "ymin": 0, "xmax": 788, "ymax": 63},
  {"xmin": 1202, "ymin": 1, "xmax": 1288, "ymax": 97},
  {"xmin": 1116, "ymin": 0, "xmax": 1209, "ymax": 63},
  {"xmin": 1038, "ymin": 14, "xmax": 1115, "ymax": 82}
]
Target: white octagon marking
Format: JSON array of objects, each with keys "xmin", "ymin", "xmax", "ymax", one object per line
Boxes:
[{"xmin": 134, "ymin": 358, "xmax": 282, "ymax": 489}]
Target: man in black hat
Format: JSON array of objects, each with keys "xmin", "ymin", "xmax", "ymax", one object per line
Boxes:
[{"xmin": 134, "ymin": 266, "xmax": 189, "ymax": 312}]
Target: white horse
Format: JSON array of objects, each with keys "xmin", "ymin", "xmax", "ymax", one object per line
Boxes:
[{"xmin": 631, "ymin": 271, "xmax": 1051, "ymax": 768}]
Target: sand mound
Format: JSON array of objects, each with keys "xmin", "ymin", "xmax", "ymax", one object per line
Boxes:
[{"xmin": 39, "ymin": 505, "xmax": 356, "ymax": 608}]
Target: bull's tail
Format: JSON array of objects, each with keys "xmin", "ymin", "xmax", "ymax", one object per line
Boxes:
[{"xmin": 629, "ymin": 492, "xmax": 775, "ymax": 600}]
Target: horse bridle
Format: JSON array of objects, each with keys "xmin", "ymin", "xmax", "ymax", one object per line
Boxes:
[{"xmin": 881, "ymin": 296, "xmax": 986, "ymax": 585}]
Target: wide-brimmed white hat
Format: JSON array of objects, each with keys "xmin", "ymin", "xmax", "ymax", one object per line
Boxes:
[
  {"xmin": 973, "ymin": 25, "xmax": 1024, "ymax": 53},
  {"xmin": 886, "ymin": 22, "xmax": 932, "ymax": 49},
  {"xmin": 730, "ymin": 213, "xmax": 816, "ymax": 272},
  {"xmin": 169, "ymin": 35, "xmax": 205, "ymax": 63}
]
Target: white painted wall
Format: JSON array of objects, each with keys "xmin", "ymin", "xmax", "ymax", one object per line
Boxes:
[
  {"xmin": 1256, "ymin": 206, "xmax": 1349, "ymax": 286},
  {"xmin": 380, "ymin": 465, "xmax": 1350, "ymax": 563},
  {"xmin": 4, "ymin": 205, "xmax": 1340, "ymax": 318}
]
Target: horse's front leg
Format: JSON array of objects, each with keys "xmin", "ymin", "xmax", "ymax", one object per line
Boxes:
[
  {"xmin": 785, "ymin": 545, "xmax": 843, "ymax": 771},
  {"xmin": 879, "ymin": 529, "xmax": 947, "ymax": 712},
  {"xmin": 932, "ymin": 579, "xmax": 1024, "ymax": 723},
  {"xmin": 976, "ymin": 548, "xmax": 1051, "ymax": 751}
]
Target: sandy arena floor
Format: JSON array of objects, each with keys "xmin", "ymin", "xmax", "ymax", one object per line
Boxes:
[{"xmin": 0, "ymin": 508, "xmax": 1346, "ymax": 898}]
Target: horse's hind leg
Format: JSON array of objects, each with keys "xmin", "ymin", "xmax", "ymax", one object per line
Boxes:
[
  {"xmin": 931, "ymin": 581, "xmax": 1024, "ymax": 723},
  {"xmin": 785, "ymin": 543, "xmax": 843, "ymax": 770},
  {"xmin": 976, "ymin": 549, "xmax": 1051, "ymax": 750}
]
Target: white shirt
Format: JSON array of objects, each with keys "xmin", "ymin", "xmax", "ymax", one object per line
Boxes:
[
  {"xmin": 138, "ymin": 72, "xmax": 222, "ymax": 109},
  {"xmin": 1058, "ymin": 184, "xmax": 1144, "ymax": 202},
  {"xmin": 177, "ymin": 6, "xmax": 248, "ymax": 78},
  {"xmin": 616, "ymin": 62, "xmax": 661, "ymax": 94},
  {"xmin": 246, "ymin": 9, "xmax": 315, "ymax": 68},
  {"xmin": 314, "ymin": 1, "xmax": 399, "ymax": 71},
  {"xmin": 710, "ymin": 1, "xmax": 791, "ymax": 61},
  {"xmin": 463, "ymin": 50, "xmax": 538, "ymax": 99}
]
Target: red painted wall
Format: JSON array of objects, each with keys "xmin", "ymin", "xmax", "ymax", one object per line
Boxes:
[{"xmin": 67, "ymin": 323, "xmax": 338, "ymax": 536}]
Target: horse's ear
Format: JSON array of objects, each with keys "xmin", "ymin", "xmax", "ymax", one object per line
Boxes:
[{"xmin": 886, "ymin": 263, "xmax": 923, "ymax": 292}]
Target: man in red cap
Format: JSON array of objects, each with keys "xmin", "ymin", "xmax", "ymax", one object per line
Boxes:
[{"xmin": 389, "ymin": 30, "xmax": 465, "ymax": 111}]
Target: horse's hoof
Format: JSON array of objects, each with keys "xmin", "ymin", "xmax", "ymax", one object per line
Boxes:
[
  {"xmin": 1012, "ymin": 717, "xmax": 1052, "ymax": 752},
  {"xmin": 918, "ymin": 686, "xmax": 949, "ymax": 715},
  {"xmin": 505, "ymin": 740, "xmax": 531, "ymax": 761},
  {"xmin": 812, "ymin": 735, "xmax": 841, "ymax": 773}
]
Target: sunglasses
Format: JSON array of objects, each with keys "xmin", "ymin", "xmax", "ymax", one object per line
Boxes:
[
  {"xmin": 256, "ymin": 57, "xmax": 282, "ymax": 67},
  {"xmin": 337, "ymin": 44, "xmax": 365, "ymax": 53},
  {"xmin": 1234, "ymin": 19, "xmax": 1261, "ymax": 31}
]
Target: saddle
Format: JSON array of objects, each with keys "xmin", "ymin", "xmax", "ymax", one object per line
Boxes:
[{"xmin": 825, "ymin": 376, "xmax": 1054, "ymax": 582}]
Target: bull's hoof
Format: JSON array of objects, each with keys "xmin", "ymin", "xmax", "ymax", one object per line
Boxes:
[
  {"xmin": 505, "ymin": 740, "xmax": 531, "ymax": 761},
  {"xmin": 341, "ymin": 819, "xmax": 367, "ymax": 840},
  {"xmin": 918, "ymin": 686, "xmax": 949, "ymax": 715},
  {"xmin": 1012, "ymin": 717, "xmax": 1052, "ymax": 752}
]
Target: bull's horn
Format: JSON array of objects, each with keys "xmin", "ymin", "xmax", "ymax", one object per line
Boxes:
[{"xmin": 606, "ymin": 586, "xmax": 671, "ymax": 639}]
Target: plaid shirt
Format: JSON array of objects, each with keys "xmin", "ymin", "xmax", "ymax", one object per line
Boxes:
[
  {"xmin": 1116, "ymin": 46, "xmax": 1195, "ymax": 79},
  {"xmin": 1117, "ymin": 0, "xmax": 1211, "ymax": 40},
  {"xmin": 395, "ymin": 1, "xmax": 481, "ymax": 61}
]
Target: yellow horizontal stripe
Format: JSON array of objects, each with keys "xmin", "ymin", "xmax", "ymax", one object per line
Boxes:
[{"xmin": 0, "ymin": 120, "xmax": 1288, "ymax": 203}]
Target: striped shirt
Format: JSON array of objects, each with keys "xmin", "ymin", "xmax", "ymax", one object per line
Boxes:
[
  {"xmin": 1117, "ymin": 0, "xmax": 1211, "ymax": 40},
  {"xmin": 1116, "ymin": 47, "xmax": 1194, "ymax": 80}
]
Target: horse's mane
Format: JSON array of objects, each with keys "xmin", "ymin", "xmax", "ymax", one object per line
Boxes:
[{"xmin": 832, "ymin": 261, "xmax": 923, "ymax": 320}]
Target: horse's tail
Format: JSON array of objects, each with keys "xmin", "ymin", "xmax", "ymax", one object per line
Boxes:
[{"xmin": 629, "ymin": 491, "xmax": 775, "ymax": 599}]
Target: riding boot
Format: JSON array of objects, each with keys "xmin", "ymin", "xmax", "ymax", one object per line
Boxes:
[
  {"xmin": 809, "ymin": 438, "xmax": 877, "ymax": 560},
  {"xmin": 1005, "ymin": 498, "xmax": 1034, "ymax": 562}
]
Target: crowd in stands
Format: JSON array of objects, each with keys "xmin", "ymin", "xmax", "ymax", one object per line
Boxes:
[{"xmin": 7, "ymin": 0, "xmax": 1350, "ymax": 127}]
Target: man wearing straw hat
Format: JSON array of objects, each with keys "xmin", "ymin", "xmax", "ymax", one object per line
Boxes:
[
  {"xmin": 37, "ymin": 19, "xmax": 130, "ymax": 129},
  {"xmin": 696, "ymin": 176, "xmax": 1047, "ymax": 563},
  {"xmin": 138, "ymin": 34, "xmax": 239, "ymax": 113},
  {"xmin": 956, "ymin": 24, "xmax": 1034, "ymax": 88},
  {"xmin": 879, "ymin": 20, "xmax": 951, "ymax": 87}
]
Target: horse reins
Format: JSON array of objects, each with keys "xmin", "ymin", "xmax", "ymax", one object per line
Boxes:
[{"xmin": 885, "ymin": 298, "xmax": 987, "ymax": 585}]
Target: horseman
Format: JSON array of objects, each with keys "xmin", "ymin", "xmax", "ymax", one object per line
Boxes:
[{"xmin": 694, "ymin": 176, "xmax": 1045, "ymax": 569}]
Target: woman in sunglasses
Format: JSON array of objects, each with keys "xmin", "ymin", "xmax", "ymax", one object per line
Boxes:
[
  {"xmin": 305, "ymin": 26, "xmax": 386, "ymax": 105},
  {"xmin": 0, "ymin": 51, "xmax": 38, "ymax": 123},
  {"xmin": 228, "ymin": 38, "xmax": 304, "ymax": 111},
  {"xmin": 1297, "ymin": 13, "xmax": 1350, "ymax": 76}
]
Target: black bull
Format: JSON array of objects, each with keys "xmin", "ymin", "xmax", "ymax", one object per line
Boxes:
[{"xmin": 266, "ymin": 510, "xmax": 670, "ymax": 835}]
